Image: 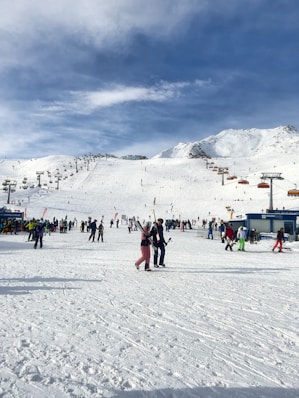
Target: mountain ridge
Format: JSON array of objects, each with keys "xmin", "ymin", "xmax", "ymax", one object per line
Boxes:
[
  {"xmin": 1, "ymin": 125, "xmax": 298, "ymax": 222},
  {"xmin": 154, "ymin": 125, "xmax": 299, "ymax": 159}
]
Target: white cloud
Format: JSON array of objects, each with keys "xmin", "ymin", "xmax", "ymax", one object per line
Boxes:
[
  {"xmin": 83, "ymin": 82, "xmax": 185, "ymax": 107},
  {"xmin": 0, "ymin": 0, "xmax": 205, "ymax": 71},
  {"xmin": 41, "ymin": 81, "xmax": 192, "ymax": 115}
]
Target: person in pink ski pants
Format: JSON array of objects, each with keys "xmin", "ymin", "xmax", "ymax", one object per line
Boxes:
[{"xmin": 135, "ymin": 222, "xmax": 152, "ymax": 271}]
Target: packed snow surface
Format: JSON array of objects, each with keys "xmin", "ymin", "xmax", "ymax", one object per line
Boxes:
[{"xmin": 1, "ymin": 226, "xmax": 299, "ymax": 397}]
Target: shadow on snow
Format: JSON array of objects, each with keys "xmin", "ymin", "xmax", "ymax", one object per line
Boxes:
[
  {"xmin": 0, "ymin": 276, "xmax": 102, "ymax": 295},
  {"xmin": 111, "ymin": 386, "xmax": 299, "ymax": 398}
]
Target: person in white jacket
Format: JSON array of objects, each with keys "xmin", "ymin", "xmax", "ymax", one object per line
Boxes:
[{"xmin": 237, "ymin": 226, "xmax": 246, "ymax": 251}]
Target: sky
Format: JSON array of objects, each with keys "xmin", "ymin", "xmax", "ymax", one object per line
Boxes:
[{"xmin": 1, "ymin": 0, "xmax": 299, "ymax": 159}]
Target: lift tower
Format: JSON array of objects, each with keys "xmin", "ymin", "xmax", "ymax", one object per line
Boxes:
[{"xmin": 260, "ymin": 172, "xmax": 283, "ymax": 210}]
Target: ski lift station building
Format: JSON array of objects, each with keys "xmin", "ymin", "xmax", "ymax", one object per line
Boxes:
[
  {"xmin": 0, "ymin": 207, "xmax": 24, "ymax": 220},
  {"xmin": 229, "ymin": 210, "xmax": 299, "ymax": 241}
]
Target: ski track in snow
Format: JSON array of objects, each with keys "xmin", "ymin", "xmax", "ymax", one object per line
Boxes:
[{"xmin": 0, "ymin": 226, "xmax": 299, "ymax": 398}]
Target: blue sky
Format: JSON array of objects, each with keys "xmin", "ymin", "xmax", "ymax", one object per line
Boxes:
[{"xmin": 1, "ymin": 0, "xmax": 299, "ymax": 158}]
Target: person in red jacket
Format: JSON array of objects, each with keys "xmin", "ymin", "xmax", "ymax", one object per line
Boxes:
[
  {"xmin": 272, "ymin": 228, "xmax": 285, "ymax": 252},
  {"xmin": 225, "ymin": 224, "xmax": 235, "ymax": 251}
]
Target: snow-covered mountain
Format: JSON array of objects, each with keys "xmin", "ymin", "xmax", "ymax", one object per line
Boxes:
[
  {"xmin": 1, "ymin": 126, "xmax": 298, "ymax": 222},
  {"xmin": 155, "ymin": 125, "xmax": 299, "ymax": 159}
]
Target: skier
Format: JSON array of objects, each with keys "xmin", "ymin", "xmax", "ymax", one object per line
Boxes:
[
  {"xmin": 128, "ymin": 219, "xmax": 133, "ymax": 233},
  {"xmin": 249, "ymin": 228, "xmax": 257, "ymax": 244},
  {"xmin": 88, "ymin": 219, "xmax": 97, "ymax": 242},
  {"xmin": 151, "ymin": 218, "xmax": 167, "ymax": 267},
  {"xmin": 135, "ymin": 222, "xmax": 152, "ymax": 271},
  {"xmin": 272, "ymin": 228, "xmax": 285, "ymax": 252},
  {"xmin": 27, "ymin": 219, "xmax": 36, "ymax": 241},
  {"xmin": 237, "ymin": 226, "xmax": 246, "ymax": 251},
  {"xmin": 97, "ymin": 222, "xmax": 104, "ymax": 242},
  {"xmin": 207, "ymin": 221, "xmax": 214, "ymax": 239},
  {"xmin": 225, "ymin": 224, "xmax": 234, "ymax": 251},
  {"xmin": 34, "ymin": 220, "xmax": 45, "ymax": 249},
  {"xmin": 219, "ymin": 221, "xmax": 225, "ymax": 243}
]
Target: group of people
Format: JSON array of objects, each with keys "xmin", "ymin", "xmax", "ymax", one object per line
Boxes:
[
  {"xmin": 0, "ymin": 218, "xmax": 20, "ymax": 234},
  {"xmin": 80, "ymin": 217, "xmax": 105, "ymax": 242},
  {"xmin": 135, "ymin": 218, "xmax": 168, "ymax": 271},
  {"xmin": 30, "ymin": 216, "xmax": 106, "ymax": 249},
  {"xmin": 86, "ymin": 219, "xmax": 105, "ymax": 242},
  {"xmin": 7, "ymin": 211, "xmax": 287, "ymax": 259},
  {"xmin": 133, "ymin": 217, "xmax": 288, "ymax": 272},
  {"xmin": 220, "ymin": 222, "xmax": 285, "ymax": 253},
  {"xmin": 27, "ymin": 218, "xmax": 57, "ymax": 249},
  {"xmin": 208, "ymin": 221, "xmax": 254, "ymax": 252}
]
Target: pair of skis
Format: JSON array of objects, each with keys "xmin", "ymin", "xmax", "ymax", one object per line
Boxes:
[{"xmin": 134, "ymin": 220, "xmax": 157, "ymax": 251}]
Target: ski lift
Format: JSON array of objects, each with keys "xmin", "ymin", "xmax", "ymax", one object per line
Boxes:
[
  {"xmin": 218, "ymin": 168, "xmax": 229, "ymax": 175},
  {"xmin": 238, "ymin": 179, "xmax": 249, "ymax": 185},
  {"xmin": 287, "ymin": 189, "xmax": 299, "ymax": 196},
  {"xmin": 287, "ymin": 183, "xmax": 299, "ymax": 196},
  {"xmin": 258, "ymin": 182, "xmax": 270, "ymax": 188}
]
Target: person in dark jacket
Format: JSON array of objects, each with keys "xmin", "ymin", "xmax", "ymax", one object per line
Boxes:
[
  {"xmin": 219, "ymin": 221, "xmax": 225, "ymax": 243},
  {"xmin": 88, "ymin": 219, "xmax": 97, "ymax": 242},
  {"xmin": 151, "ymin": 218, "xmax": 167, "ymax": 267},
  {"xmin": 34, "ymin": 220, "xmax": 45, "ymax": 249},
  {"xmin": 207, "ymin": 221, "xmax": 214, "ymax": 239},
  {"xmin": 272, "ymin": 228, "xmax": 285, "ymax": 252},
  {"xmin": 97, "ymin": 222, "xmax": 104, "ymax": 242}
]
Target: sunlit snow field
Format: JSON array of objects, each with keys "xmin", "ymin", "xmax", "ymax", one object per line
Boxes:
[
  {"xmin": 1, "ymin": 225, "xmax": 298, "ymax": 397},
  {"xmin": 1, "ymin": 136, "xmax": 299, "ymax": 397}
]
